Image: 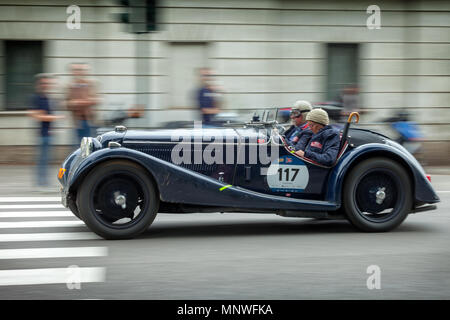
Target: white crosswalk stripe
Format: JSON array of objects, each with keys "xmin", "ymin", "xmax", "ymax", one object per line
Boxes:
[
  {"xmin": 0, "ymin": 220, "xmax": 86, "ymax": 228},
  {"xmin": 0, "ymin": 211, "xmax": 73, "ymax": 218},
  {"xmin": 0, "ymin": 197, "xmax": 61, "ymax": 202},
  {"xmin": 0, "ymin": 197, "xmax": 107, "ymax": 287},
  {"xmin": 0, "ymin": 204, "xmax": 65, "ymax": 209},
  {"xmin": 0, "ymin": 268, "xmax": 106, "ymax": 286},
  {"xmin": 0, "ymin": 247, "xmax": 108, "ymax": 260},
  {"xmin": 0, "ymin": 232, "xmax": 101, "ymax": 242}
]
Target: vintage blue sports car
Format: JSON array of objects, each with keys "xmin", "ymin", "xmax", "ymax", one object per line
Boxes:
[{"xmin": 58, "ymin": 109, "xmax": 440, "ymax": 239}]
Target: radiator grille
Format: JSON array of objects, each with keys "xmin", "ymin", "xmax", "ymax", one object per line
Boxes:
[{"xmin": 126, "ymin": 144, "xmax": 218, "ymax": 173}]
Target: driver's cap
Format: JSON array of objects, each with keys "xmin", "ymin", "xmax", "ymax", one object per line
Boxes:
[{"xmin": 291, "ymin": 100, "xmax": 312, "ymax": 116}]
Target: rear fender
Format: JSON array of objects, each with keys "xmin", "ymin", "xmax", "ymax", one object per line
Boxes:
[{"xmin": 326, "ymin": 143, "xmax": 440, "ymax": 207}]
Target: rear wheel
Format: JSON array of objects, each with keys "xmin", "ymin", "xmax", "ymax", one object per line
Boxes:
[
  {"xmin": 343, "ymin": 158, "xmax": 412, "ymax": 232},
  {"xmin": 77, "ymin": 160, "xmax": 159, "ymax": 239}
]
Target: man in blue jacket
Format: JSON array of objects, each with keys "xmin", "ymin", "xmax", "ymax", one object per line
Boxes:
[
  {"xmin": 295, "ymin": 108, "xmax": 341, "ymax": 167},
  {"xmin": 29, "ymin": 74, "xmax": 65, "ymax": 187},
  {"xmin": 197, "ymin": 68, "xmax": 220, "ymax": 126}
]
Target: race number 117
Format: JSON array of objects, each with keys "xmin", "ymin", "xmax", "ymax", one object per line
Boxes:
[{"xmin": 278, "ymin": 167, "xmax": 300, "ymax": 182}]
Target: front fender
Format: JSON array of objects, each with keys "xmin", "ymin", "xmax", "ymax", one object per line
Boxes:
[
  {"xmin": 66, "ymin": 148, "xmax": 164, "ymax": 195},
  {"xmin": 325, "ymin": 143, "xmax": 440, "ymax": 207},
  {"xmin": 59, "ymin": 148, "xmax": 81, "ymax": 188}
]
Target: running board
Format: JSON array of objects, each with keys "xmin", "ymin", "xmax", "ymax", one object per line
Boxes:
[
  {"xmin": 277, "ymin": 210, "xmax": 346, "ymax": 219},
  {"xmin": 410, "ymin": 204, "xmax": 437, "ymax": 214}
]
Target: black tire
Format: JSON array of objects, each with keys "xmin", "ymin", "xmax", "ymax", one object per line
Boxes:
[
  {"xmin": 343, "ymin": 157, "xmax": 412, "ymax": 232},
  {"xmin": 68, "ymin": 199, "xmax": 81, "ymax": 220},
  {"xmin": 77, "ymin": 160, "xmax": 159, "ymax": 239}
]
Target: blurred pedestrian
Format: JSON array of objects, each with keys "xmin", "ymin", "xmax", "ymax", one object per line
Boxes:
[
  {"xmin": 66, "ymin": 62, "xmax": 100, "ymax": 144},
  {"xmin": 28, "ymin": 73, "xmax": 64, "ymax": 187},
  {"xmin": 197, "ymin": 67, "xmax": 220, "ymax": 126},
  {"xmin": 340, "ymin": 85, "xmax": 360, "ymax": 121}
]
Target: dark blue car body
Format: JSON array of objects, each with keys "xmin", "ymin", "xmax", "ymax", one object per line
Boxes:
[{"xmin": 59, "ymin": 120, "xmax": 439, "ymax": 226}]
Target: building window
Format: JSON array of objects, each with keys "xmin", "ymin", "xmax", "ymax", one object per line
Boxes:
[
  {"xmin": 4, "ymin": 41, "xmax": 43, "ymax": 110},
  {"xmin": 168, "ymin": 42, "xmax": 209, "ymax": 109},
  {"xmin": 326, "ymin": 43, "xmax": 359, "ymax": 102}
]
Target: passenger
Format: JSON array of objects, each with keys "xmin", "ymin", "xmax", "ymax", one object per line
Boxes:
[
  {"xmin": 284, "ymin": 100, "xmax": 313, "ymax": 150},
  {"xmin": 295, "ymin": 108, "xmax": 340, "ymax": 167}
]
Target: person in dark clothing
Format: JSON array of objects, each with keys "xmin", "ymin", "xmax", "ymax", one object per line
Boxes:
[
  {"xmin": 295, "ymin": 108, "xmax": 340, "ymax": 167},
  {"xmin": 284, "ymin": 100, "xmax": 313, "ymax": 150},
  {"xmin": 197, "ymin": 68, "xmax": 220, "ymax": 126},
  {"xmin": 292, "ymin": 125, "xmax": 313, "ymax": 152},
  {"xmin": 28, "ymin": 74, "xmax": 64, "ymax": 187}
]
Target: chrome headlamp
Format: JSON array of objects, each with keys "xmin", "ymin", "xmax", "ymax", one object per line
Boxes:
[{"xmin": 80, "ymin": 137, "xmax": 94, "ymax": 158}]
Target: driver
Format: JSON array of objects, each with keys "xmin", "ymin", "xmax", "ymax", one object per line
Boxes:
[
  {"xmin": 284, "ymin": 100, "xmax": 313, "ymax": 150},
  {"xmin": 295, "ymin": 108, "xmax": 340, "ymax": 167}
]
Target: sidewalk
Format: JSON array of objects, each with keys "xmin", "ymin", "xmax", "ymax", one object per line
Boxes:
[
  {"xmin": 0, "ymin": 164, "xmax": 449, "ymax": 197},
  {"xmin": 0, "ymin": 165, "xmax": 61, "ymax": 196}
]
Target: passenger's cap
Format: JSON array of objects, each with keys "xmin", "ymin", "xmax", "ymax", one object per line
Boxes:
[{"xmin": 306, "ymin": 108, "xmax": 329, "ymax": 125}]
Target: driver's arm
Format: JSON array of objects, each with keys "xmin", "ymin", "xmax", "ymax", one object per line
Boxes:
[{"xmin": 293, "ymin": 130, "xmax": 313, "ymax": 151}]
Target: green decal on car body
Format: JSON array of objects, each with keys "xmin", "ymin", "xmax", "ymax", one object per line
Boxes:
[{"xmin": 219, "ymin": 185, "xmax": 232, "ymax": 191}]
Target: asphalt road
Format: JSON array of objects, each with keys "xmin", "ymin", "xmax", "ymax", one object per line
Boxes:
[{"xmin": 0, "ymin": 175, "xmax": 449, "ymax": 300}]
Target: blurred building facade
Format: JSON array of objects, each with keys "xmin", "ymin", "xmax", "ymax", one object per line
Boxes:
[{"xmin": 0, "ymin": 0, "xmax": 449, "ymax": 163}]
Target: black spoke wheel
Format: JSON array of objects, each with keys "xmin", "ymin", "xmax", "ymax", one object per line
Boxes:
[
  {"xmin": 343, "ymin": 158, "xmax": 412, "ymax": 232},
  {"xmin": 77, "ymin": 160, "xmax": 159, "ymax": 239}
]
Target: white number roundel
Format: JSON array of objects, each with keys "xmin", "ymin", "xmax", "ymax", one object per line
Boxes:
[{"xmin": 266, "ymin": 156, "xmax": 309, "ymax": 192}]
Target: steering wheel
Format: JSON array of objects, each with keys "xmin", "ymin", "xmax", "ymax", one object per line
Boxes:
[{"xmin": 274, "ymin": 122, "xmax": 287, "ymax": 135}]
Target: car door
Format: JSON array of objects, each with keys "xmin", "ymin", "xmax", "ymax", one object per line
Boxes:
[{"xmin": 232, "ymin": 128, "xmax": 331, "ymax": 200}]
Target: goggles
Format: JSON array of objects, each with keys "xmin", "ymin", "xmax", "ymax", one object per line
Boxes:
[{"xmin": 290, "ymin": 109, "xmax": 308, "ymax": 118}]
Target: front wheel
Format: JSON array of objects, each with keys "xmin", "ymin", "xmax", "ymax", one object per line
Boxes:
[
  {"xmin": 343, "ymin": 158, "xmax": 412, "ymax": 232},
  {"xmin": 77, "ymin": 160, "xmax": 159, "ymax": 239}
]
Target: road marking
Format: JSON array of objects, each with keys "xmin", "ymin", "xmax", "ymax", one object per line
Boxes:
[
  {"xmin": 0, "ymin": 197, "xmax": 61, "ymax": 202},
  {"xmin": 0, "ymin": 267, "xmax": 106, "ymax": 286},
  {"xmin": 0, "ymin": 211, "xmax": 72, "ymax": 218},
  {"xmin": 0, "ymin": 220, "xmax": 85, "ymax": 229},
  {"xmin": 0, "ymin": 232, "xmax": 101, "ymax": 242},
  {"xmin": 0, "ymin": 247, "xmax": 108, "ymax": 260},
  {"xmin": 436, "ymin": 191, "xmax": 450, "ymax": 193},
  {"xmin": 0, "ymin": 204, "xmax": 65, "ymax": 209}
]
